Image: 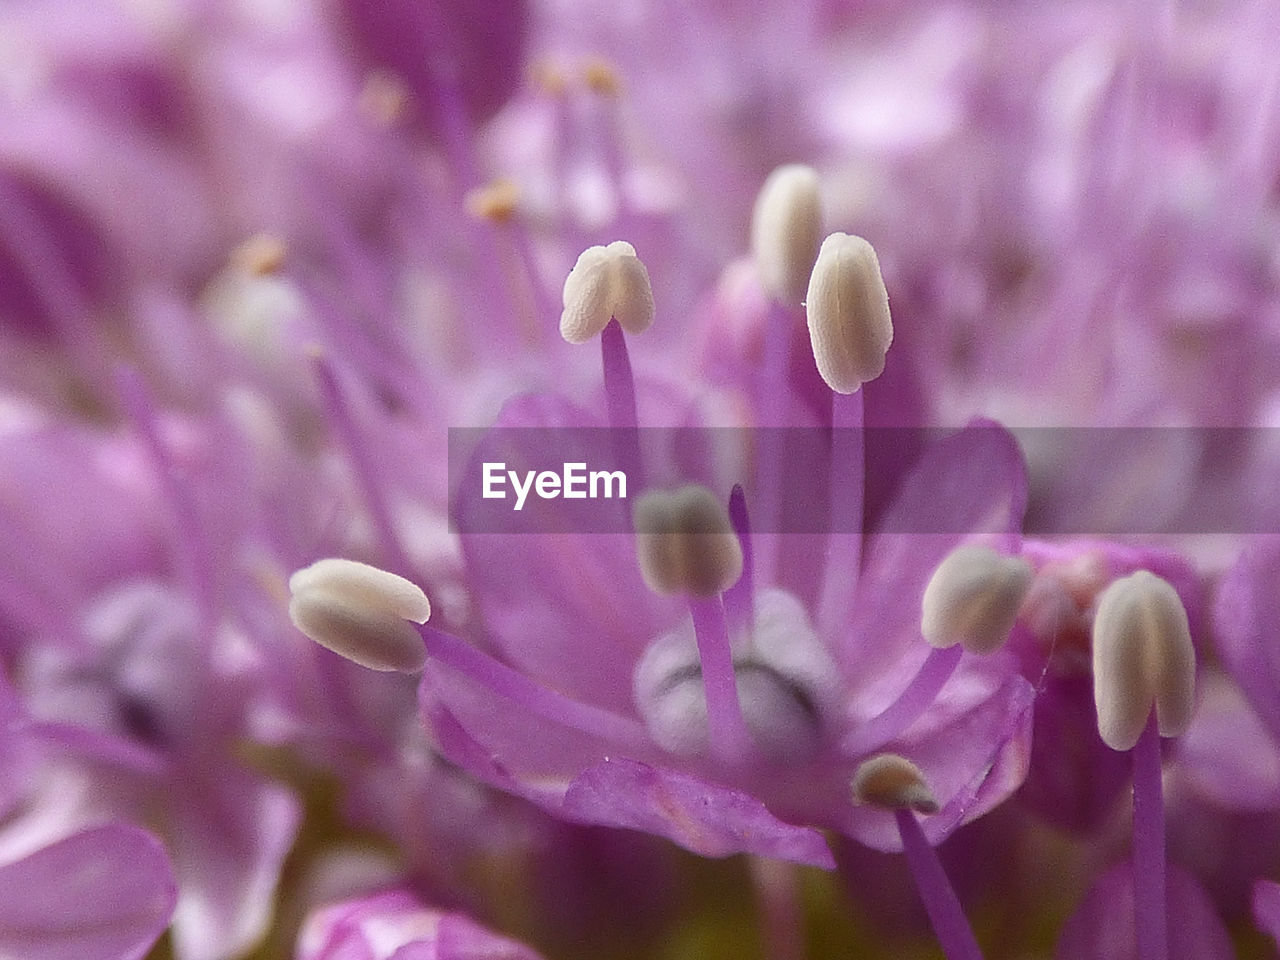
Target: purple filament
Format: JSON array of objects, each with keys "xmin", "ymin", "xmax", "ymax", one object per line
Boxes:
[
  {"xmin": 600, "ymin": 317, "xmax": 644, "ymax": 486},
  {"xmin": 416, "ymin": 623, "xmax": 652, "ymax": 754},
  {"xmin": 840, "ymin": 645, "xmax": 963, "ymax": 756},
  {"xmin": 817, "ymin": 388, "xmax": 865, "ymax": 640},
  {"xmin": 689, "ymin": 594, "xmax": 754, "ymax": 764},
  {"xmin": 1132, "ymin": 713, "xmax": 1170, "ymax": 960},
  {"xmin": 895, "ymin": 808, "xmax": 986, "ymax": 960}
]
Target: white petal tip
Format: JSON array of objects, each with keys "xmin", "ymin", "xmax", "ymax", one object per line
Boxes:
[
  {"xmin": 805, "ymin": 233, "xmax": 893, "ymax": 393},
  {"xmin": 288, "ymin": 558, "xmax": 430, "ymax": 673},
  {"xmin": 752, "ymin": 164, "xmax": 822, "ymax": 305},
  {"xmin": 1092, "ymin": 570, "xmax": 1195, "ymax": 751},
  {"xmin": 560, "ymin": 240, "xmax": 654, "ymax": 343},
  {"xmin": 921, "ymin": 545, "xmax": 1033, "ymax": 655}
]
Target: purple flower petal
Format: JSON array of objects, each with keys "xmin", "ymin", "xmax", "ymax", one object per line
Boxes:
[
  {"xmin": 1055, "ymin": 862, "xmax": 1233, "ymax": 960},
  {"xmin": 0, "ymin": 824, "xmax": 176, "ymax": 960},
  {"xmin": 562, "ymin": 757, "xmax": 835, "ymax": 867},
  {"xmin": 1212, "ymin": 537, "xmax": 1280, "ymax": 744},
  {"xmin": 168, "ymin": 766, "xmax": 301, "ymax": 960}
]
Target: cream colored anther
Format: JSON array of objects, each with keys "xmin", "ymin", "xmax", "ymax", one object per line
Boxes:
[
  {"xmin": 852, "ymin": 754, "xmax": 939, "ymax": 814},
  {"xmin": 1091, "ymin": 570, "xmax": 1196, "ymax": 751},
  {"xmin": 922, "ymin": 545, "xmax": 1033, "ymax": 655},
  {"xmin": 288, "ymin": 558, "xmax": 431, "ymax": 673},
  {"xmin": 805, "ymin": 232, "xmax": 893, "ymax": 394},
  {"xmin": 751, "ymin": 164, "xmax": 822, "ymax": 306},
  {"xmin": 634, "ymin": 486, "xmax": 743, "ymax": 598},
  {"xmin": 560, "ymin": 241, "xmax": 654, "ymax": 344}
]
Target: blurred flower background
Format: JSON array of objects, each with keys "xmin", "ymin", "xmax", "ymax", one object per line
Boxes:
[{"xmin": 4, "ymin": 0, "xmax": 1280, "ymax": 958}]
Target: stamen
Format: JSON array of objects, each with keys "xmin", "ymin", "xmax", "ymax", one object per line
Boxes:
[
  {"xmin": 231, "ymin": 234, "xmax": 288, "ymax": 277},
  {"xmin": 1091, "ymin": 571, "xmax": 1192, "ymax": 960},
  {"xmin": 751, "ymin": 164, "xmax": 822, "ymax": 307},
  {"xmin": 852, "ymin": 756, "xmax": 986, "ymax": 960},
  {"xmin": 852, "ymin": 754, "xmax": 938, "ymax": 814},
  {"xmin": 357, "ymin": 71, "xmax": 409, "ymax": 127},
  {"xmin": 465, "ymin": 179, "xmax": 521, "ymax": 224},
  {"xmin": 922, "ymin": 545, "xmax": 1033, "ymax": 655},
  {"xmin": 1091, "ymin": 570, "xmax": 1195, "ymax": 752},
  {"xmin": 815, "ymin": 388, "xmax": 865, "ymax": 639},
  {"xmin": 634, "ymin": 486, "xmax": 743, "ymax": 598},
  {"xmin": 560, "ymin": 241, "xmax": 654, "ymax": 344},
  {"xmin": 582, "ymin": 56, "xmax": 623, "ymax": 98},
  {"xmin": 804, "ymin": 232, "xmax": 893, "ymax": 395},
  {"xmin": 288, "ymin": 558, "xmax": 430, "ymax": 673}
]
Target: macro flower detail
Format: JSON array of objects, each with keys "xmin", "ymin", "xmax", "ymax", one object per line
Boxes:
[{"xmin": 2, "ymin": 2, "xmax": 1277, "ymax": 958}]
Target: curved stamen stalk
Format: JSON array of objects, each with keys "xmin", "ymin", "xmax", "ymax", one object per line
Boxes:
[{"xmin": 839, "ymin": 645, "xmax": 962, "ymax": 756}]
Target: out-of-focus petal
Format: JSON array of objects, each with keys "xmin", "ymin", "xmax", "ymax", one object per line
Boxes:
[
  {"xmin": 1055, "ymin": 863, "xmax": 1233, "ymax": 960},
  {"xmin": 0, "ymin": 823, "xmax": 176, "ymax": 960}
]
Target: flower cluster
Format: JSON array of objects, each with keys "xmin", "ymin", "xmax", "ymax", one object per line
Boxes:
[{"xmin": 2, "ymin": 2, "xmax": 1280, "ymax": 960}]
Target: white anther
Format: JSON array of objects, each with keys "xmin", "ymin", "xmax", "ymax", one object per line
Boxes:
[
  {"xmin": 852, "ymin": 754, "xmax": 939, "ymax": 814},
  {"xmin": 288, "ymin": 558, "xmax": 431, "ymax": 673},
  {"xmin": 804, "ymin": 232, "xmax": 893, "ymax": 394},
  {"xmin": 560, "ymin": 240, "xmax": 654, "ymax": 344},
  {"xmin": 634, "ymin": 486, "xmax": 742, "ymax": 598},
  {"xmin": 921, "ymin": 545, "xmax": 1033, "ymax": 655},
  {"xmin": 751, "ymin": 164, "xmax": 822, "ymax": 306},
  {"xmin": 1091, "ymin": 570, "xmax": 1196, "ymax": 751}
]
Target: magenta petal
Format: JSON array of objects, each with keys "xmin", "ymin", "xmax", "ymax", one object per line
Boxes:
[
  {"xmin": 0, "ymin": 823, "xmax": 176, "ymax": 960},
  {"xmin": 843, "ymin": 420, "xmax": 1027, "ymax": 674},
  {"xmin": 1055, "ymin": 863, "xmax": 1233, "ymax": 960},
  {"xmin": 1212, "ymin": 537, "xmax": 1280, "ymax": 743},
  {"xmin": 562, "ymin": 757, "xmax": 835, "ymax": 867},
  {"xmin": 168, "ymin": 767, "xmax": 301, "ymax": 960},
  {"xmin": 1253, "ymin": 879, "xmax": 1280, "ymax": 945}
]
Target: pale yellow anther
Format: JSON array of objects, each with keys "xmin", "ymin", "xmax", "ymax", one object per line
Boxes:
[
  {"xmin": 465, "ymin": 179, "xmax": 521, "ymax": 224},
  {"xmin": 1091, "ymin": 570, "xmax": 1196, "ymax": 751},
  {"xmin": 581, "ymin": 56, "xmax": 622, "ymax": 97},
  {"xmin": 922, "ymin": 545, "xmax": 1033, "ymax": 655},
  {"xmin": 852, "ymin": 754, "xmax": 939, "ymax": 814},
  {"xmin": 805, "ymin": 232, "xmax": 893, "ymax": 394},
  {"xmin": 560, "ymin": 240, "xmax": 654, "ymax": 343},
  {"xmin": 751, "ymin": 165, "xmax": 822, "ymax": 306},
  {"xmin": 232, "ymin": 234, "xmax": 288, "ymax": 277},
  {"xmin": 288, "ymin": 558, "xmax": 431, "ymax": 673},
  {"xmin": 528, "ymin": 59, "xmax": 569, "ymax": 97},
  {"xmin": 634, "ymin": 486, "xmax": 743, "ymax": 598},
  {"xmin": 358, "ymin": 72, "xmax": 409, "ymax": 127}
]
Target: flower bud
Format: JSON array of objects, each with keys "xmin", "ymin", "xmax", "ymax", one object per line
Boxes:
[
  {"xmin": 852, "ymin": 754, "xmax": 939, "ymax": 814},
  {"xmin": 560, "ymin": 240, "xmax": 654, "ymax": 344},
  {"xmin": 288, "ymin": 558, "xmax": 431, "ymax": 673},
  {"xmin": 1092, "ymin": 570, "xmax": 1196, "ymax": 751},
  {"xmin": 751, "ymin": 164, "xmax": 822, "ymax": 305},
  {"xmin": 805, "ymin": 232, "xmax": 893, "ymax": 394},
  {"xmin": 921, "ymin": 545, "xmax": 1033, "ymax": 654},
  {"xmin": 634, "ymin": 486, "xmax": 742, "ymax": 597}
]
